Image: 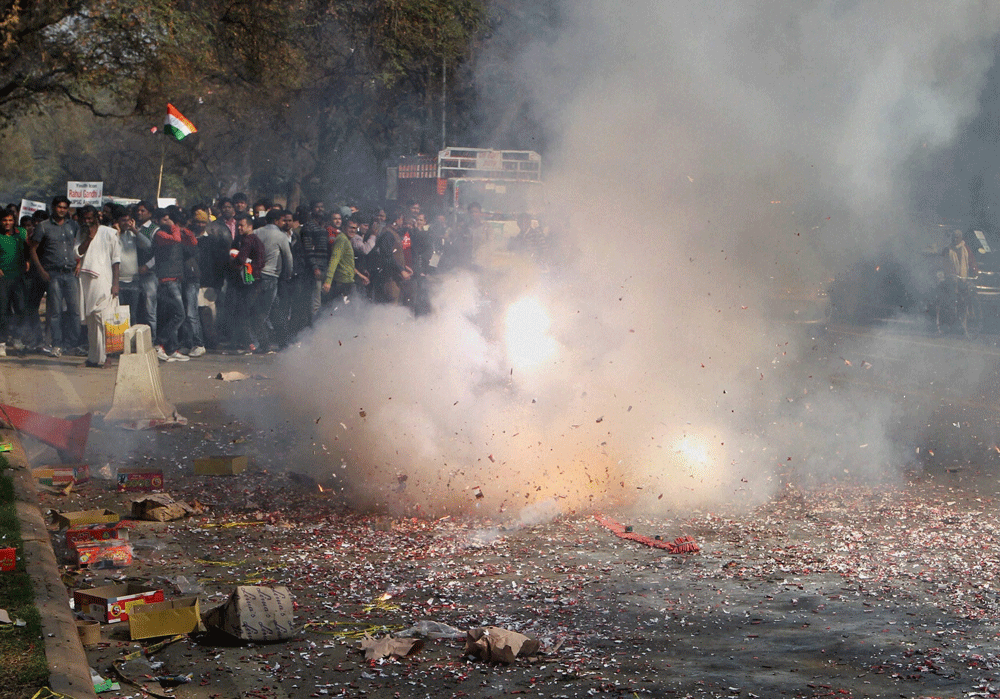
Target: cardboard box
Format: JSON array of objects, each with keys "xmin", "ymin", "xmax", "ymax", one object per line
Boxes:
[
  {"xmin": 54, "ymin": 509, "xmax": 120, "ymax": 529},
  {"xmin": 131, "ymin": 494, "xmax": 194, "ymax": 522},
  {"xmin": 116, "ymin": 469, "xmax": 164, "ymax": 492},
  {"xmin": 65, "ymin": 522, "xmax": 129, "ymax": 547},
  {"xmin": 74, "ymin": 584, "xmax": 164, "ymax": 623},
  {"xmin": 0, "ymin": 547, "xmax": 15, "ymax": 572},
  {"xmin": 33, "ymin": 464, "xmax": 90, "ymax": 486},
  {"xmin": 129, "ymin": 597, "xmax": 203, "ymax": 640},
  {"xmin": 74, "ymin": 540, "xmax": 134, "ymax": 568},
  {"xmin": 194, "ymin": 455, "xmax": 247, "ymax": 476},
  {"xmin": 203, "ymin": 586, "xmax": 294, "ymax": 641}
]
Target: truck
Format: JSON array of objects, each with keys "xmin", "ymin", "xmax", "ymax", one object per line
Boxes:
[{"xmin": 386, "ymin": 147, "xmax": 545, "ymax": 241}]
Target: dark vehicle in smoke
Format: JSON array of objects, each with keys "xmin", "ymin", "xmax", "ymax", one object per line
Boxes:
[
  {"xmin": 963, "ymin": 227, "xmax": 1000, "ymax": 305},
  {"xmin": 829, "ymin": 224, "xmax": 1000, "ymax": 330},
  {"xmin": 828, "ymin": 250, "xmax": 920, "ymax": 325}
]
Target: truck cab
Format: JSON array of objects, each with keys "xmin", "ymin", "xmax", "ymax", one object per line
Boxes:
[{"xmin": 388, "ymin": 147, "xmax": 545, "ymax": 241}]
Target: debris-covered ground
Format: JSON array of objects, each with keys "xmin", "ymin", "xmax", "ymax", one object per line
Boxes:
[
  {"xmin": 37, "ymin": 422, "xmax": 1000, "ymax": 699},
  {"xmin": 9, "ymin": 328, "xmax": 1000, "ymax": 698}
]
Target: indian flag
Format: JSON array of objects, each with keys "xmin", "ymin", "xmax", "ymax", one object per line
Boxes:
[{"xmin": 164, "ymin": 104, "xmax": 197, "ymax": 141}]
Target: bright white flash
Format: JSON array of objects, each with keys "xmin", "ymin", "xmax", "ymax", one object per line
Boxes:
[
  {"xmin": 676, "ymin": 435, "xmax": 710, "ymax": 465},
  {"xmin": 504, "ymin": 296, "xmax": 558, "ymax": 371}
]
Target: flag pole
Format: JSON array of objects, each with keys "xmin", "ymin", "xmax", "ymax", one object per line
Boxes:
[{"xmin": 156, "ymin": 135, "xmax": 166, "ymax": 201}]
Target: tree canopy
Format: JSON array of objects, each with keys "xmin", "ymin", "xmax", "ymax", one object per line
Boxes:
[{"xmin": 0, "ymin": 0, "xmax": 537, "ymax": 207}]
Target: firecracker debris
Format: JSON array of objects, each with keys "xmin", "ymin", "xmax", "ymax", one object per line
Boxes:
[{"xmin": 27, "ymin": 420, "xmax": 1000, "ymax": 698}]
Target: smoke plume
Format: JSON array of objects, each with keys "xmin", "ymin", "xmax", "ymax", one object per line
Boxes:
[{"xmin": 276, "ymin": 2, "xmax": 1000, "ymax": 519}]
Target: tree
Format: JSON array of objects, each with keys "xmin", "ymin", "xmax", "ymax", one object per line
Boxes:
[{"xmin": 0, "ymin": 0, "xmax": 495, "ymax": 207}]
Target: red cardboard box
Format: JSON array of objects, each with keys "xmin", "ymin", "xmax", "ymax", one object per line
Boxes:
[
  {"xmin": 0, "ymin": 547, "xmax": 15, "ymax": 572},
  {"xmin": 74, "ymin": 540, "xmax": 134, "ymax": 568},
  {"xmin": 74, "ymin": 584, "xmax": 163, "ymax": 623},
  {"xmin": 116, "ymin": 469, "xmax": 164, "ymax": 492},
  {"xmin": 65, "ymin": 522, "xmax": 129, "ymax": 547}
]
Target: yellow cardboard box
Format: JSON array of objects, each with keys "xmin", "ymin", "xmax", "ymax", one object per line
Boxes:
[
  {"xmin": 129, "ymin": 597, "xmax": 203, "ymax": 639},
  {"xmin": 193, "ymin": 455, "xmax": 247, "ymax": 475}
]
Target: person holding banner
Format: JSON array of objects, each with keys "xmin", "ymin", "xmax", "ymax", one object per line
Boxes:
[
  {"xmin": 74, "ymin": 205, "xmax": 120, "ymax": 368},
  {"xmin": 29, "ymin": 196, "xmax": 81, "ymax": 357}
]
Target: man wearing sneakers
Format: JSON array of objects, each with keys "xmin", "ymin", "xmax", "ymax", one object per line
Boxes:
[
  {"xmin": 151, "ymin": 207, "xmax": 191, "ymax": 362},
  {"xmin": 28, "ymin": 196, "xmax": 81, "ymax": 356}
]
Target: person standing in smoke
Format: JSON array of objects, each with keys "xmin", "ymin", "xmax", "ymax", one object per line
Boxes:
[
  {"xmin": 442, "ymin": 201, "xmax": 486, "ymax": 271},
  {"xmin": 350, "ymin": 211, "xmax": 377, "ymax": 285},
  {"xmin": 250, "ymin": 208, "xmax": 294, "ymax": 351},
  {"xmin": 299, "ymin": 200, "xmax": 330, "ymax": 323},
  {"xmin": 322, "ymin": 214, "xmax": 369, "ymax": 306},
  {"xmin": 402, "ymin": 211, "xmax": 433, "ymax": 315},
  {"xmin": 74, "ymin": 205, "xmax": 120, "ymax": 368},
  {"xmin": 937, "ymin": 228, "xmax": 979, "ymax": 334},
  {"xmin": 368, "ymin": 208, "xmax": 412, "ymax": 304}
]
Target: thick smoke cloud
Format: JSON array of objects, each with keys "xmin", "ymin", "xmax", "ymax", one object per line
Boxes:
[{"xmin": 275, "ymin": 2, "xmax": 1000, "ymax": 519}]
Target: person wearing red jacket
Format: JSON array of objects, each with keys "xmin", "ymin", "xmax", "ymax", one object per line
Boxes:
[{"xmin": 151, "ymin": 206, "xmax": 193, "ymax": 362}]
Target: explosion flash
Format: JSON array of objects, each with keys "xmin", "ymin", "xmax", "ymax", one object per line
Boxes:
[{"xmin": 504, "ymin": 296, "xmax": 558, "ymax": 371}]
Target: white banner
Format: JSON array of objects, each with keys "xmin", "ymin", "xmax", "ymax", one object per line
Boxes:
[
  {"xmin": 18, "ymin": 198, "xmax": 46, "ymax": 222},
  {"xmin": 67, "ymin": 181, "xmax": 103, "ymax": 207},
  {"xmin": 103, "ymin": 196, "xmax": 140, "ymax": 207}
]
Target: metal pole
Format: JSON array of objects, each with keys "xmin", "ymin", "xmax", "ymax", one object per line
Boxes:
[
  {"xmin": 156, "ymin": 137, "xmax": 166, "ymax": 201},
  {"xmin": 441, "ymin": 56, "xmax": 447, "ymax": 150}
]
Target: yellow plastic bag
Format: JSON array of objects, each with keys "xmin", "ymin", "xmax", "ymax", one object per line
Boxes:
[{"xmin": 104, "ymin": 301, "xmax": 130, "ymax": 354}]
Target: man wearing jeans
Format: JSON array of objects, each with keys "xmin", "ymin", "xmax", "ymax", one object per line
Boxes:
[
  {"xmin": 133, "ymin": 201, "xmax": 159, "ymax": 344},
  {"xmin": 28, "ymin": 196, "xmax": 80, "ymax": 356},
  {"xmin": 151, "ymin": 207, "xmax": 191, "ymax": 362},
  {"xmin": 180, "ymin": 206, "xmax": 208, "ymax": 357},
  {"xmin": 298, "ymin": 201, "xmax": 329, "ymax": 323},
  {"xmin": 248, "ymin": 208, "xmax": 293, "ymax": 352}
]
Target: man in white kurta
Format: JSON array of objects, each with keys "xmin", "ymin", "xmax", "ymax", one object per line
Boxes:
[{"xmin": 75, "ymin": 205, "xmax": 121, "ymax": 367}]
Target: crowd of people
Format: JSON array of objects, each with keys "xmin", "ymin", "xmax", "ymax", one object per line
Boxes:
[{"xmin": 0, "ymin": 192, "xmax": 553, "ymax": 367}]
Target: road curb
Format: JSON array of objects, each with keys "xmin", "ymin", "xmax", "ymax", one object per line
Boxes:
[{"xmin": 4, "ymin": 428, "xmax": 98, "ymax": 699}]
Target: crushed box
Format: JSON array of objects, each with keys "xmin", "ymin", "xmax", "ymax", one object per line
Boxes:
[
  {"xmin": 73, "ymin": 540, "xmax": 134, "ymax": 568},
  {"xmin": 33, "ymin": 464, "xmax": 90, "ymax": 486},
  {"xmin": 65, "ymin": 522, "xmax": 129, "ymax": 547},
  {"xmin": 116, "ymin": 468, "xmax": 164, "ymax": 492},
  {"xmin": 74, "ymin": 584, "xmax": 164, "ymax": 623},
  {"xmin": 129, "ymin": 597, "xmax": 203, "ymax": 640},
  {"xmin": 203, "ymin": 585, "xmax": 294, "ymax": 641},
  {"xmin": 0, "ymin": 547, "xmax": 15, "ymax": 571},
  {"xmin": 194, "ymin": 455, "xmax": 247, "ymax": 475},
  {"xmin": 54, "ymin": 509, "xmax": 120, "ymax": 529},
  {"xmin": 131, "ymin": 494, "xmax": 194, "ymax": 522}
]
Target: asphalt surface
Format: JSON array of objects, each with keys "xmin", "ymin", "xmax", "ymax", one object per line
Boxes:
[{"xmin": 5, "ymin": 323, "xmax": 1000, "ymax": 698}]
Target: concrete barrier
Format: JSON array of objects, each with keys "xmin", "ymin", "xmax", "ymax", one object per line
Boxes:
[{"xmin": 103, "ymin": 325, "xmax": 185, "ymax": 429}]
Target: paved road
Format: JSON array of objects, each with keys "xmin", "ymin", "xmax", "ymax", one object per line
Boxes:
[{"xmin": 6, "ymin": 328, "xmax": 1000, "ymax": 698}]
